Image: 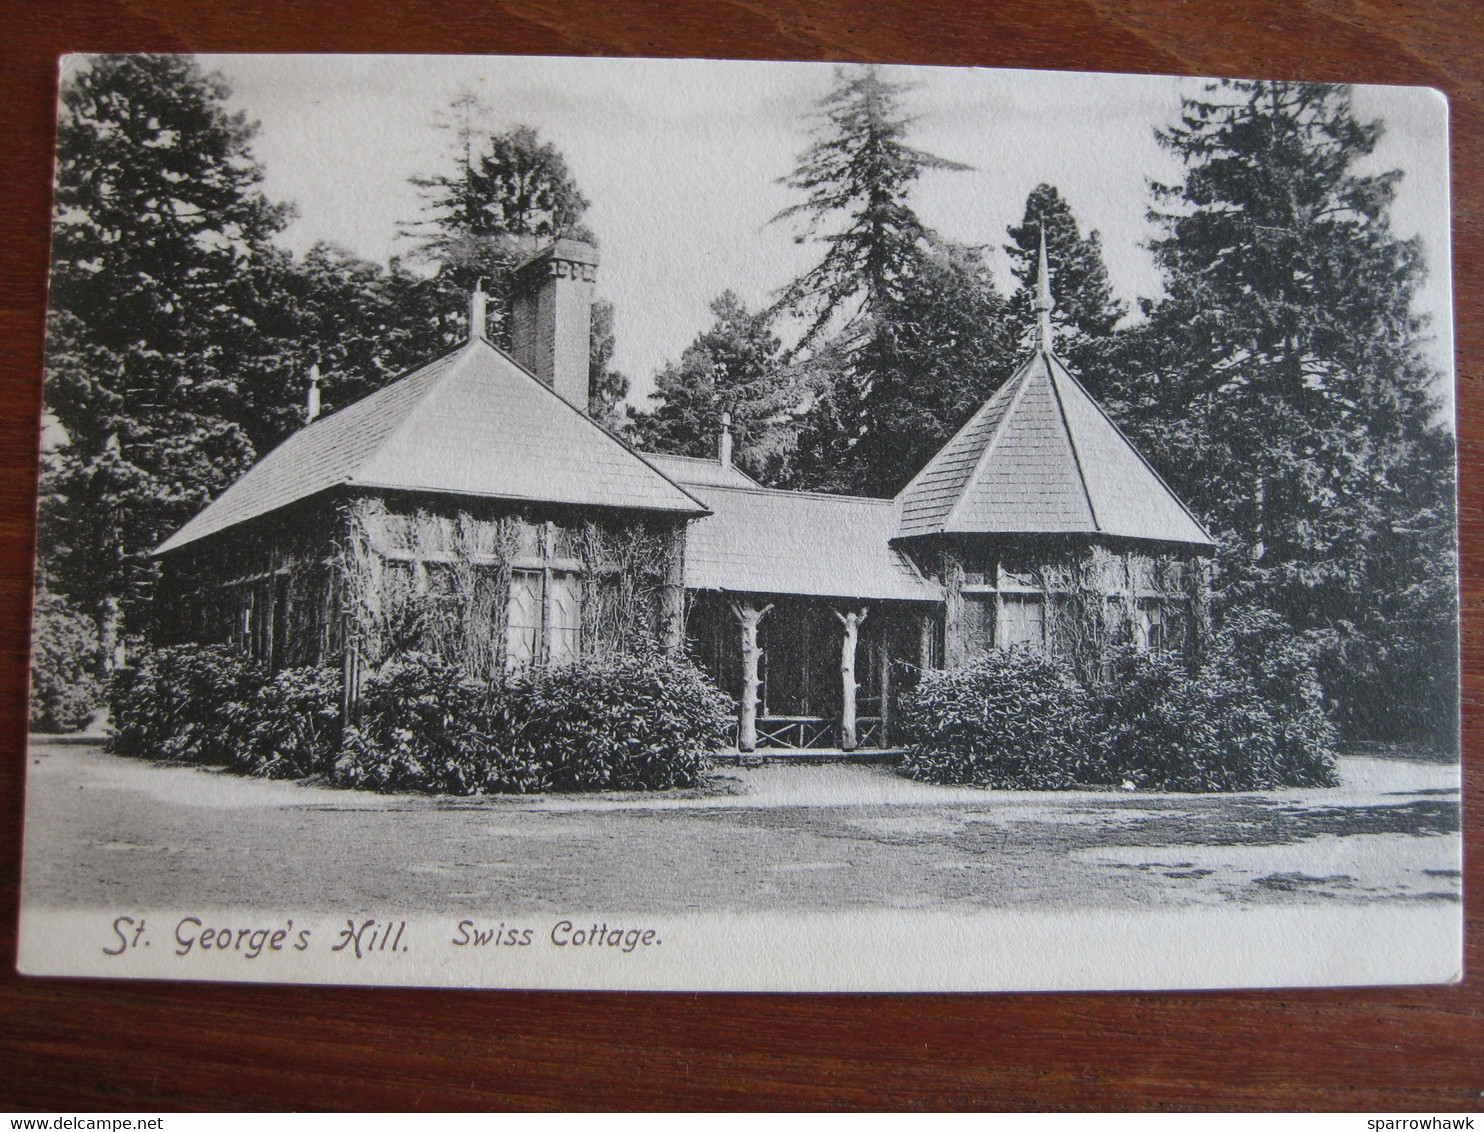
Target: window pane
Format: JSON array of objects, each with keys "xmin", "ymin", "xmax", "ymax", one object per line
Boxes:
[
  {"xmin": 549, "ymin": 572, "xmax": 582, "ymax": 666},
  {"xmin": 1002, "ymin": 595, "xmax": 1044, "ymax": 649},
  {"xmin": 1137, "ymin": 599, "xmax": 1164, "ymax": 652},
  {"xmin": 506, "ymin": 570, "xmax": 542, "ymax": 675},
  {"xmin": 963, "ymin": 595, "xmax": 994, "ymax": 657}
]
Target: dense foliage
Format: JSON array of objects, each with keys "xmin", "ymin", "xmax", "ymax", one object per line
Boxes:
[
  {"xmin": 1094, "ymin": 612, "xmax": 1336, "ymax": 791},
  {"xmin": 766, "ymin": 66, "xmax": 1021, "ymax": 496},
  {"xmin": 109, "ymin": 644, "xmax": 269, "ymax": 766},
  {"xmin": 1114, "ymin": 81, "xmax": 1457, "ymax": 749},
  {"xmin": 626, "ymin": 291, "xmax": 801, "ymax": 481},
  {"xmin": 335, "ymin": 652, "xmax": 733, "ymax": 794},
  {"xmin": 29, "ymin": 591, "xmax": 105, "ymax": 732},
  {"xmin": 108, "ymin": 644, "xmax": 730, "ymax": 793},
  {"xmin": 900, "ymin": 612, "xmax": 1337, "ymax": 792},
  {"xmin": 898, "ymin": 649, "xmax": 1098, "ymax": 789}
]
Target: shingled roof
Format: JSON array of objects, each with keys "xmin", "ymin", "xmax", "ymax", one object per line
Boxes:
[
  {"xmin": 894, "ymin": 347, "xmax": 1214, "ymax": 550},
  {"xmin": 664, "ymin": 477, "xmax": 940, "ymax": 603},
  {"xmin": 156, "ymin": 338, "xmax": 708, "ymax": 554}
]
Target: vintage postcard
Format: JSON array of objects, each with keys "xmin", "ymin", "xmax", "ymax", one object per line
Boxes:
[{"xmin": 19, "ymin": 54, "xmax": 1460, "ymax": 991}]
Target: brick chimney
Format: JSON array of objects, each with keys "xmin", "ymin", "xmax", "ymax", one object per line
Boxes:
[{"xmin": 509, "ymin": 238, "xmax": 599, "ymax": 410}]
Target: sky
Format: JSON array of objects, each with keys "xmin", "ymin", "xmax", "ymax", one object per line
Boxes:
[{"xmin": 191, "ymin": 54, "xmax": 1454, "ymax": 413}]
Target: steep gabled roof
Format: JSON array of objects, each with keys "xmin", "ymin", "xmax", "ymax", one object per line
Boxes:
[
  {"xmin": 895, "ymin": 348, "xmax": 1214, "ymax": 549},
  {"xmin": 156, "ymin": 338, "xmax": 707, "ymax": 554},
  {"xmin": 671, "ymin": 480, "xmax": 940, "ymax": 603}
]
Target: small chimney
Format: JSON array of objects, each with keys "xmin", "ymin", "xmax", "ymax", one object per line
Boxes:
[
  {"xmin": 509, "ymin": 238, "xmax": 599, "ymax": 409},
  {"xmin": 718, "ymin": 411, "xmax": 734, "ymax": 469},
  {"xmin": 470, "ymin": 279, "xmax": 489, "ymax": 342},
  {"xmin": 306, "ymin": 364, "xmax": 321, "ymax": 424}
]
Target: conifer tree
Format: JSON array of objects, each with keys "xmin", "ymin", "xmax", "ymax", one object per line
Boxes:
[
  {"xmin": 772, "ymin": 66, "xmax": 1020, "ymax": 495},
  {"xmin": 1133, "ymin": 80, "xmax": 1455, "ymax": 746},
  {"xmin": 628, "ymin": 291, "xmax": 798, "ymax": 481},
  {"xmin": 404, "ymin": 102, "xmax": 591, "ymax": 344},
  {"xmin": 43, "ymin": 55, "xmax": 293, "ymax": 663},
  {"xmin": 1004, "ymin": 184, "xmax": 1125, "ymax": 396}
]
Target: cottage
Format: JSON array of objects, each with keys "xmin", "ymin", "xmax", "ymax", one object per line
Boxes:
[{"xmin": 154, "ymin": 234, "xmax": 1214, "ymax": 752}]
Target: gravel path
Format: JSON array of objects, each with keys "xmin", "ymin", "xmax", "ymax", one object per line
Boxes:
[{"xmin": 21, "ymin": 741, "xmax": 1461, "ymax": 913}]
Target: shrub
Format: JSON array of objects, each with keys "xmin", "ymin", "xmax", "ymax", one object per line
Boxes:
[
  {"xmin": 335, "ymin": 652, "xmax": 733, "ymax": 794},
  {"xmin": 513, "ymin": 653, "xmax": 733, "ymax": 791},
  {"xmin": 230, "ymin": 665, "xmax": 343, "ymax": 779},
  {"xmin": 900, "ymin": 610, "xmax": 1337, "ymax": 793},
  {"xmin": 898, "ymin": 649, "xmax": 1100, "ymax": 789},
  {"xmin": 109, "ymin": 644, "xmax": 266, "ymax": 764},
  {"xmin": 1092, "ymin": 610, "xmax": 1337, "ymax": 791},
  {"xmin": 29, "ymin": 591, "xmax": 104, "ymax": 732},
  {"xmin": 334, "ymin": 654, "xmax": 510, "ymax": 794}
]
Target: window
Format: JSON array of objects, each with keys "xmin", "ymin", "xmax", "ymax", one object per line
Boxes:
[
  {"xmin": 505, "ymin": 568, "xmax": 583, "ymax": 675},
  {"xmin": 505, "ymin": 571, "xmax": 543, "ymax": 675},
  {"xmin": 548, "ymin": 572, "xmax": 582, "ymax": 666},
  {"xmin": 1137, "ymin": 599, "xmax": 1164, "ymax": 652},
  {"xmin": 963, "ymin": 594, "xmax": 995, "ymax": 657},
  {"xmin": 1000, "ymin": 594, "xmax": 1045, "ymax": 649}
]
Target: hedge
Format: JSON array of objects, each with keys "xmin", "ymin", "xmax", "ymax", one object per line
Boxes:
[
  {"xmin": 109, "ymin": 643, "xmax": 733, "ymax": 794},
  {"xmin": 334, "ymin": 651, "xmax": 733, "ymax": 794},
  {"xmin": 29, "ymin": 591, "xmax": 105, "ymax": 733},
  {"xmin": 899, "ymin": 609, "xmax": 1337, "ymax": 792}
]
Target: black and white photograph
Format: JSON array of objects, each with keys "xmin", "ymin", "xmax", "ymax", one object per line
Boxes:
[{"xmin": 18, "ymin": 54, "xmax": 1461, "ymax": 991}]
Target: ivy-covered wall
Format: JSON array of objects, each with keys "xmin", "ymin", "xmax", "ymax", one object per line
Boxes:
[{"xmin": 156, "ymin": 490, "xmax": 688, "ymax": 683}]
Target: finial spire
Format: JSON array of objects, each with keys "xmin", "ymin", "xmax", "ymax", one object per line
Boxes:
[
  {"xmin": 470, "ymin": 279, "xmax": 489, "ymax": 342},
  {"xmin": 1035, "ymin": 224, "xmax": 1054, "ymax": 352},
  {"xmin": 306, "ymin": 363, "xmax": 321, "ymax": 424}
]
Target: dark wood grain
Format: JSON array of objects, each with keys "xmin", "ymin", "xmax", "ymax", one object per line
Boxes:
[{"xmin": 1, "ymin": 0, "xmax": 1480, "ymax": 1111}]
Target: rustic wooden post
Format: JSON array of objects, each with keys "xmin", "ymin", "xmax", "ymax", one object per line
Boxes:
[
  {"xmin": 660, "ymin": 525, "xmax": 687, "ymax": 654},
  {"xmin": 917, "ymin": 610, "xmax": 935, "ymax": 672},
  {"xmin": 730, "ymin": 600, "xmax": 773, "ymax": 752},
  {"xmin": 943, "ymin": 549, "xmax": 965, "ymax": 669},
  {"xmin": 875, "ymin": 628, "xmax": 892, "ymax": 747},
  {"xmin": 835, "ymin": 607, "xmax": 868, "ymax": 751}
]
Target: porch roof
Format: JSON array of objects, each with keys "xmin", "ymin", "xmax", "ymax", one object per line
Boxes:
[
  {"xmin": 675, "ymin": 482, "xmax": 942, "ymax": 603},
  {"xmin": 156, "ymin": 337, "xmax": 708, "ymax": 554}
]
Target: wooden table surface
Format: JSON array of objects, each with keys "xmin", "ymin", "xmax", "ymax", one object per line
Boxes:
[{"xmin": 1, "ymin": 0, "xmax": 1480, "ymax": 1111}]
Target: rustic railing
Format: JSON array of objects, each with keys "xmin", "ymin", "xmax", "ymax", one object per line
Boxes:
[{"xmin": 729, "ymin": 715, "xmax": 886, "ymax": 750}]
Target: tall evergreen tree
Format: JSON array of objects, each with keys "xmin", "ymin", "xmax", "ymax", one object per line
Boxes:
[
  {"xmin": 628, "ymin": 291, "xmax": 799, "ymax": 482},
  {"xmin": 1132, "ymin": 80, "xmax": 1455, "ymax": 746},
  {"xmin": 773, "ymin": 65, "xmax": 1018, "ymax": 495},
  {"xmin": 404, "ymin": 103, "xmax": 591, "ymax": 344},
  {"xmin": 43, "ymin": 55, "xmax": 293, "ymax": 663},
  {"xmin": 798, "ymin": 238, "xmax": 1018, "ymax": 495},
  {"xmin": 1004, "ymin": 184, "xmax": 1126, "ymax": 397}
]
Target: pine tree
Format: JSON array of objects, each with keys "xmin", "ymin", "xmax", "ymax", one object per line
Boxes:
[
  {"xmin": 1004, "ymin": 184, "xmax": 1125, "ymax": 397},
  {"xmin": 773, "ymin": 65, "xmax": 1013, "ymax": 495},
  {"xmin": 1136, "ymin": 80, "xmax": 1455, "ymax": 746},
  {"xmin": 43, "ymin": 55, "xmax": 293, "ymax": 663},
  {"xmin": 404, "ymin": 103, "xmax": 591, "ymax": 344},
  {"xmin": 628, "ymin": 291, "xmax": 799, "ymax": 482},
  {"xmin": 809, "ymin": 238, "xmax": 1019, "ymax": 495}
]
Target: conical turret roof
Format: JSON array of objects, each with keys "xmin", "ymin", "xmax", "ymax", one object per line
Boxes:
[{"xmin": 894, "ymin": 346, "xmax": 1214, "ymax": 549}]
